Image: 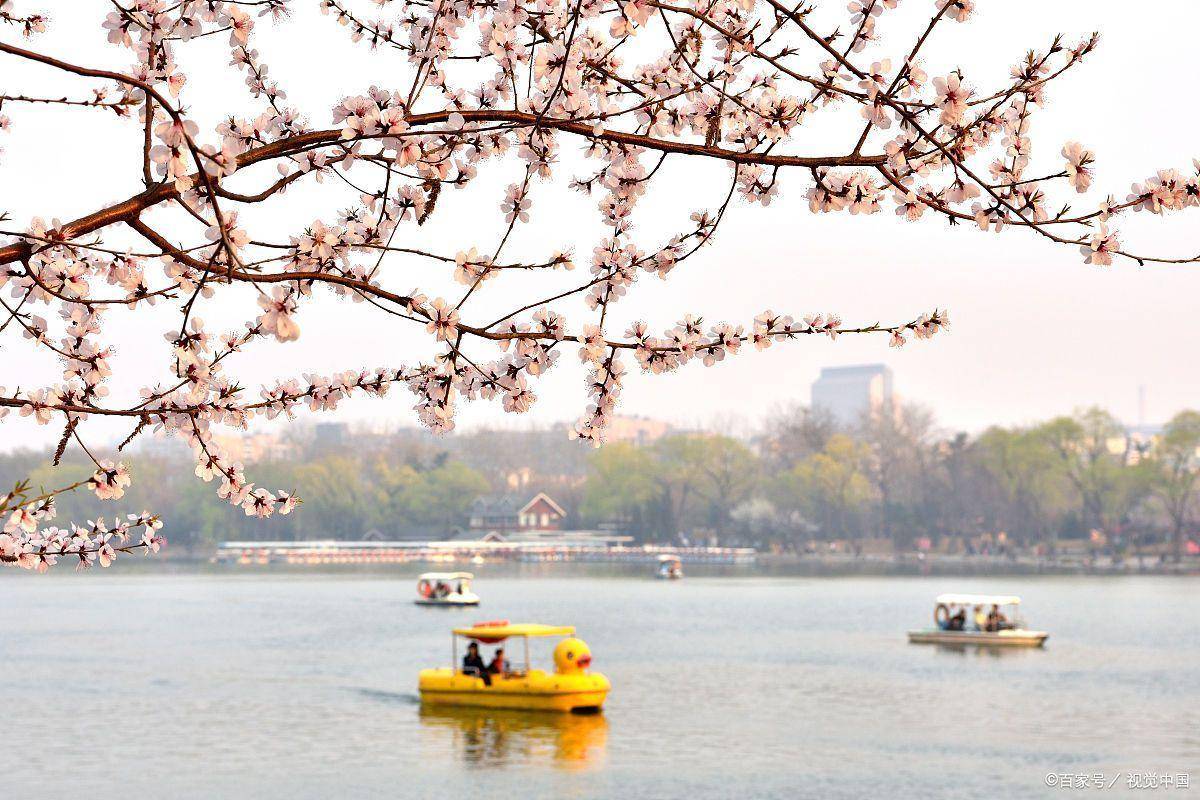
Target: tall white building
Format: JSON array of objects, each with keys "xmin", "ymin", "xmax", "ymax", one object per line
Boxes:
[{"xmin": 811, "ymin": 364, "xmax": 894, "ymax": 426}]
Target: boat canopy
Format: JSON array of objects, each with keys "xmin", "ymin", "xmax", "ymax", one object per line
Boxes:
[
  {"xmin": 453, "ymin": 623, "xmax": 575, "ymax": 641},
  {"xmin": 658, "ymin": 554, "xmax": 681, "ymax": 562},
  {"xmin": 418, "ymin": 572, "xmax": 474, "ymax": 581},
  {"xmin": 935, "ymin": 593, "xmax": 1021, "ymax": 606}
]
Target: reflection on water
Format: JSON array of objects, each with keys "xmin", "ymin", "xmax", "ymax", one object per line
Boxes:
[
  {"xmin": 927, "ymin": 643, "xmax": 1040, "ymax": 659},
  {"xmin": 419, "ymin": 705, "xmax": 608, "ymax": 770}
]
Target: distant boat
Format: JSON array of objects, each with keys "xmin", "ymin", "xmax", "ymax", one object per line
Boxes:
[
  {"xmin": 907, "ymin": 593, "xmax": 1048, "ymax": 647},
  {"xmin": 656, "ymin": 554, "xmax": 683, "ymax": 580},
  {"xmin": 415, "ymin": 572, "xmax": 481, "ymax": 606}
]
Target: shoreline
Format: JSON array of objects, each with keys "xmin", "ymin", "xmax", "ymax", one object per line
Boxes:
[
  {"xmin": 9, "ymin": 551, "xmax": 1197, "ymax": 578},
  {"xmin": 752, "ymin": 553, "xmax": 1200, "ymax": 577}
]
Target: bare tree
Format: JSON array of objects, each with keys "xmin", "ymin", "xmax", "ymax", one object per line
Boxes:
[
  {"xmin": 0, "ymin": 0, "xmax": 1193, "ymax": 569},
  {"xmin": 759, "ymin": 403, "xmax": 838, "ymax": 470}
]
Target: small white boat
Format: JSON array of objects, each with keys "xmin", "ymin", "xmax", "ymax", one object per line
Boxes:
[
  {"xmin": 656, "ymin": 554, "xmax": 683, "ymax": 580},
  {"xmin": 907, "ymin": 593, "xmax": 1048, "ymax": 647},
  {"xmin": 416, "ymin": 572, "xmax": 480, "ymax": 606}
]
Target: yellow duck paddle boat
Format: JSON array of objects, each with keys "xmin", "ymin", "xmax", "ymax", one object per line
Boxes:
[{"xmin": 419, "ymin": 622, "xmax": 610, "ymax": 713}]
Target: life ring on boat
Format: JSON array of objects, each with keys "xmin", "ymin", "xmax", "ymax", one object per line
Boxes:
[{"xmin": 934, "ymin": 603, "xmax": 951, "ymax": 628}]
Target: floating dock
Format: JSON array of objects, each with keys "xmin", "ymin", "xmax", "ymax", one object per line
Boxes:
[{"xmin": 214, "ymin": 539, "xmax": 756, "ymax": 566}]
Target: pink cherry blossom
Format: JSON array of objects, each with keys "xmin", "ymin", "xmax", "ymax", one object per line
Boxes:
[{"xmin": 0, "ymin": 0, "xmax": 1186, "ymax": 568}]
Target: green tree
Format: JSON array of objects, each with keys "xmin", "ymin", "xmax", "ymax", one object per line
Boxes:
[
  {"xmin": 401, "ymin": 461, "xmax": 490, "ymax": 532},
  {"xmin": 579, "ymin": 443, "xmax": 659, "ymax": 532},
  {"xmin": 288, "ymin": 455, "xmax": 373, "ymax": 538},
  {"xmin": 1150, "ymin": 410, "xmax": 1200, "ymax": 560},
  {"xmin": 974, "ymin": 426, "xmax": 1070, "ymax": 545},
  {"xmin": 1037, "ymin": 408, "xmax": 1127, "ymax": 535},
  {"xmin": 771, "ymin": 434, "xmax": 873, "ymax": 540},
  {"xmin": 648, "ymin": 435, "xmax": 710, "ymax": 537}
]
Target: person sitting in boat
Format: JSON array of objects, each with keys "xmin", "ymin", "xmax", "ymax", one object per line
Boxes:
[
  {"xmin": 973, "ymin": 605, "xmax": 987, "ymax": 631},
  {"xmin": 986, "ymin": 604, "xmax": 1009, "ymax": 632},
  {"xmin": 487, "ymin": 647, "xmax": 508, "ymax": 677},
  {"xmin": 463, "ymin": 642, "xmax": 491, "ymax": 686},
  {"xmin": 947, "ymin": 607, "xmax": 966, "ymax": 631}
]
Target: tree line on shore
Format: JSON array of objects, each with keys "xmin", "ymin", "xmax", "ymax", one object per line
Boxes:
[
  {"xmin": 2, "ymin": 405, "xmax": 1198, "ymax": 558},
  {"xmin": 586, "ymin": 406, "xmax": 1200, "ymax": 559}
]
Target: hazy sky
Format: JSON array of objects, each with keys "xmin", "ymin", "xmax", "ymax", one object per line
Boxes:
[{"xmin": 2, "ymin": 1, "xmax": 1199, "ymax": 453}]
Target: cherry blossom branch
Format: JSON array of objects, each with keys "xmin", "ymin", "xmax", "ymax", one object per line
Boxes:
[{"xmin": 1, "ymin": 0, "xmax": 1195, "ymax": 568}]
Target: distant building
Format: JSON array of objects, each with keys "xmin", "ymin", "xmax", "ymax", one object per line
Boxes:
[
  {"xmin": 1125, "ymin": 423, "xmax": 1164, "ymax": 443},
  {"xmin": 209, "ymin": 431, "xmax": 294, "ymax": 464},
  {"xmin": 1114, "ymin": 423, "xmax": 1166, "ymax": 464},
  {"xmin": 505, "ymin": 466, "xmax": 533, "ymax": 490},
  {"xmin": 811, "ymin": 364, "xmax": 894, "ymax": 426},
  {"xmin": 605, "ymin": 415, "xmax": 671, "ymax": 445},
  {"xmin": 313, "ymin": 422, "xmax": 349, "ymax": 445},
  {"xmin": 468, "ymin": 491, "xmax": 566, "ymax": 534}
]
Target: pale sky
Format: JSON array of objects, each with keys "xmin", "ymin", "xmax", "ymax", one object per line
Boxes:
[{"xmin": 2, "ymin": 1, "xmax": 1199, "ymax": 453}]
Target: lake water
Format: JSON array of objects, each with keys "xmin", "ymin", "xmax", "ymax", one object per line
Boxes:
[{"xmin": 1, "ymin": 567, "xmax": 1197, "ymax": 798}]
